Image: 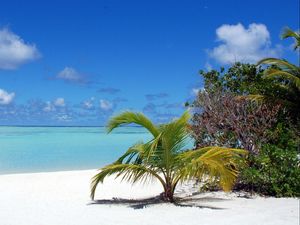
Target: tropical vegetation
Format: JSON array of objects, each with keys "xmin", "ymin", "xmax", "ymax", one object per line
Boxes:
[
  {"xmin": 91, "ymin": 111, "xmax": 246, "ymax": 202},
  {"xmin": 281, "ymin": 26, "xmax": 300, "ymax": 50},
  {"xmin": 239, "ymin": 123, "xmax": 300, "ymax": 197},
  {"xmin": 189, "ymin": 26, "xmax": 300, "ymax": 197},
  {"xmin": 257, "ymin": 27, "xmax": 300, "ymax": 114},
  {"xmin": 92, "ymin": 26, "xmax": 299, "ymax": 200}
]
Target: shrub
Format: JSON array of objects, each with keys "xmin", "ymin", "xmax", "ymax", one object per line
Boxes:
[
  {"xmin": 190, "ymin": 89, "xmax": 281, "ymax": 154},
  {"xmin": 238, "ymin": 125, "xmax": 300, "ymax": 197}
]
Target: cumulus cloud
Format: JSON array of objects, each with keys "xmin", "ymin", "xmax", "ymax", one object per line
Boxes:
[
  {"xmin": 56, "ymin": 67, "xmax": 86, "ymax": 83},
  {"xmin": 43, "ymin": 98, "xmax": 65, "ymax": 112},
  {"xmin": 209, "ymin": 23, "xmax": 280, "ymax": 64},
  {"xmin": 191, "ymin": 87, "xmax": 205, "ymax": 96},
  {"xmin": 56, "ymin": 115, "xmax": 72, "ymax": 122},
  {"xmin": 204, "ymin": 62, "xmax": 212, "ymax": 71},
  {"xmin": 84, "ymin": 101, "xmax": 93, "ymax": 109},
  {"xmin": 82, "ymin": 97, "xmax": 95, "ymax": 110},
  {"xmin": 0, "ymin": 98, "xmax": 120, "ymax": 125},
  {"xmin": 191, "ymin": 88, "xmax": 200, "ymax": 96},
  {"xmin": 43, "ymin": 101, "xmax": 55, "ymax": 112},
  {"xmin": 0, "ymin": 88, "xmax": 15, "ymax": 105},
  {"xmin": 100, "ymin": 99, "xmax": 113, "ymax": 111},
  {"xmin": 54, "ymin": 98, "xmax": 65, "ymax": 107},
  {"xmin": 0, "ymin": 28, "xmax": 40, "ymax": 69}
]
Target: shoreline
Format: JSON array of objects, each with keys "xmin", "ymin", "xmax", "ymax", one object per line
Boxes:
[
  {"xmin": 0, "ymin": 169, "xmax": 299, "ymax": 225},
  {"xmin": 0, "ymin": 167, "xmax": 101, "ymax": 176}
]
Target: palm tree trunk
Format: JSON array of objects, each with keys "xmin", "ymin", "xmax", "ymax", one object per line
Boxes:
[{"xmin": 162, "ymin": 182, "xmax": 175, "ymax": 202}]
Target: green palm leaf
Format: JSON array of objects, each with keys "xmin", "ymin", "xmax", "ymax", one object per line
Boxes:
[
  {"xmin": 258, "ymin": 58, "xmax": 298, "ymax": 71},
  {"xmin": 257, "ymin": 57, "xmax": 300, "ymax": 100},
  {"xmin": 177, "ymin": 147, "xmax": 246, "ymax": 191},
  {"xmin": 281, "ymin": 27, "xmax": 300, "ymax": 50},
  {"xmin": 91, "ymin": 111, "xmax": 247, "ymax": 202},
  {"xmin": 264, "ymin": 69, "xmax": 300, "ymax": 90},
  {"xmin": 107, "ymin": 111, "xmax": 159, "ymax": 137}
]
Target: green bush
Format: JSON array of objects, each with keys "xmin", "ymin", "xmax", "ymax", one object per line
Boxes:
[{"xmin": 239, "ymin": 125, "xmax": 300, "ymax": 197}]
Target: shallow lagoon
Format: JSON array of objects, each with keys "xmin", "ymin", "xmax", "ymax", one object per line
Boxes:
[{"xmin": 0, "ymin": 126, "xmax": 151, "ymax": 174}]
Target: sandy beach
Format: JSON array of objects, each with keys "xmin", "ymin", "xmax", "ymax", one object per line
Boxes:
[{"xmin": 0, "ymin": 169, "xmax": 298, "ymax": 225}]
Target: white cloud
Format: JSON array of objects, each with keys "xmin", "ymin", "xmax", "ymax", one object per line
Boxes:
[
  {"xmin": 0, "ymin": 88, "xmax": 15, "ymax": 105},
  {"xmin": 56, "ymin": 114, "xmax": 72, "ymax": 122},
  {"xmin": 43, "ymin": 101, "xmax": 55, "ymax": 112},
  {"xmin": 84, "ymin": 100, "xmax": 93, "ymax": 109},
  {"xmin": 100, "ymin": 99, "xmax": 113, "ymax": 111},
  {"xmin": 43, "ymin": 98, "xmax": 65, "ymax": 112},
  {"xmin": 83, "ymin": 97, "xmax": 95, "ymax": 109},
  {"xmin": 191, "ymin": 88, "xmax": 200, "ymax": 96},
  {"xmin": 0, "ymin": 28, "xmax": 40, "ymax": 69},
  {"xmin": 209, "ymin": 23, "xmax": 280, "ymax": 65},
  {"xmin": 57, "ymin": 67, "xmax": 83, "ymax": 82},
  {"xmin": 191, "ymin": 87, "xmax": 205, "ymax": 96},
  {"xmin": 54, "ymin": 98, "xmax": 65, "ymax": 107},
  {"xmin": 204, "ymin": 62, "xmax": 212, "ymax": 71}
]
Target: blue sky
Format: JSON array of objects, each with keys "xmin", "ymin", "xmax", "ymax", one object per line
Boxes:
[{"xmin": 0, "ymin": 0, "xmax": 299, "ymax": 126}]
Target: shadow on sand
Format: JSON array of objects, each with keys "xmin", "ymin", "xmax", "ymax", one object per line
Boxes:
[{"xmin": 89, "ymin": 193, "xmax": 229, "ymax": 210}]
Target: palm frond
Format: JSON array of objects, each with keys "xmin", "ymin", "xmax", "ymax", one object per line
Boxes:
[
  {"xmin": 91, "ymin": 111, "xmax": 247, "ymax": 201},
  {"xmin": 258, "ymin": 58, "xmax": 298, "ymax": 71},
  {"xmin": 264, "ymin": 69, "xmax": 300, "ymax": 90},
  {"xmin": 107, "ymin": 111, "xmax": 159, "ymax": 137},
  {"xmin": 236, "ymin": 94, "xmax": 266, "ymax": 103},
  {"xmin": 177, "ymin": 147, "xmax": 247, "ymax": 191},
  {"xmin": 281, "ymin": 27, "xmax": 300, "ymax": 50},
  {"xmin": 157, "ymin": 112, "xmax": 191, "ymax": 175},
  {"xmin": 160, "ymin": 111, "xmax": 190, "ymax": 153},
  {"xmin": 115, "ymin": 142, "xmax": 145, "ymax": 164}
]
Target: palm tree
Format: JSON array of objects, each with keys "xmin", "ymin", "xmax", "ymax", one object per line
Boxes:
[
  {"xmin": 281, "ymin": 27, "xmax": 300, "ymax": 50},
  {"xmin": 257, "ymin": 58, "xmax": 300, "ymax": 91},
  {"xmin": 91, "ymin": 111, "xmax": 246, "ymax": 202},
  {"xmin": 253, "ymin": 28, "xmax": 300, "ymax": 118},
  {"xmin": 257, "ymin": 27, "xmax": 300, "ymax": 91}
]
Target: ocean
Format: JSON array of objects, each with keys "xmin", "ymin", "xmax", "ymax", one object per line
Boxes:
[{"xmin": 0, "ymin": 126, "xmax": 151, "ymax": 174}]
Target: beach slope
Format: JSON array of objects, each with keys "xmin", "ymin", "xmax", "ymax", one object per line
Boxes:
[{"xmin": 0, "ymin": 170, "xmax": 298, "ymax": 225}]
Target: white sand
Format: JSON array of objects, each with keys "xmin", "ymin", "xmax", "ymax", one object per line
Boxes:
[{"xmin": 0, "ymin": 169, "xmax": 298, "ymax": 225}]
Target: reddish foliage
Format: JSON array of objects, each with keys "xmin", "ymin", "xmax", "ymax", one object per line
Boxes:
[{"xmin": 191, "ymin": 90, "xmax": 281, "ymax": 154}]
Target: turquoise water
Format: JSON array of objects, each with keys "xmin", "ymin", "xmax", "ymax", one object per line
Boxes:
[{"xmin": 0, "ymin": 126, "xmax": 151, "ymax": 174}]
